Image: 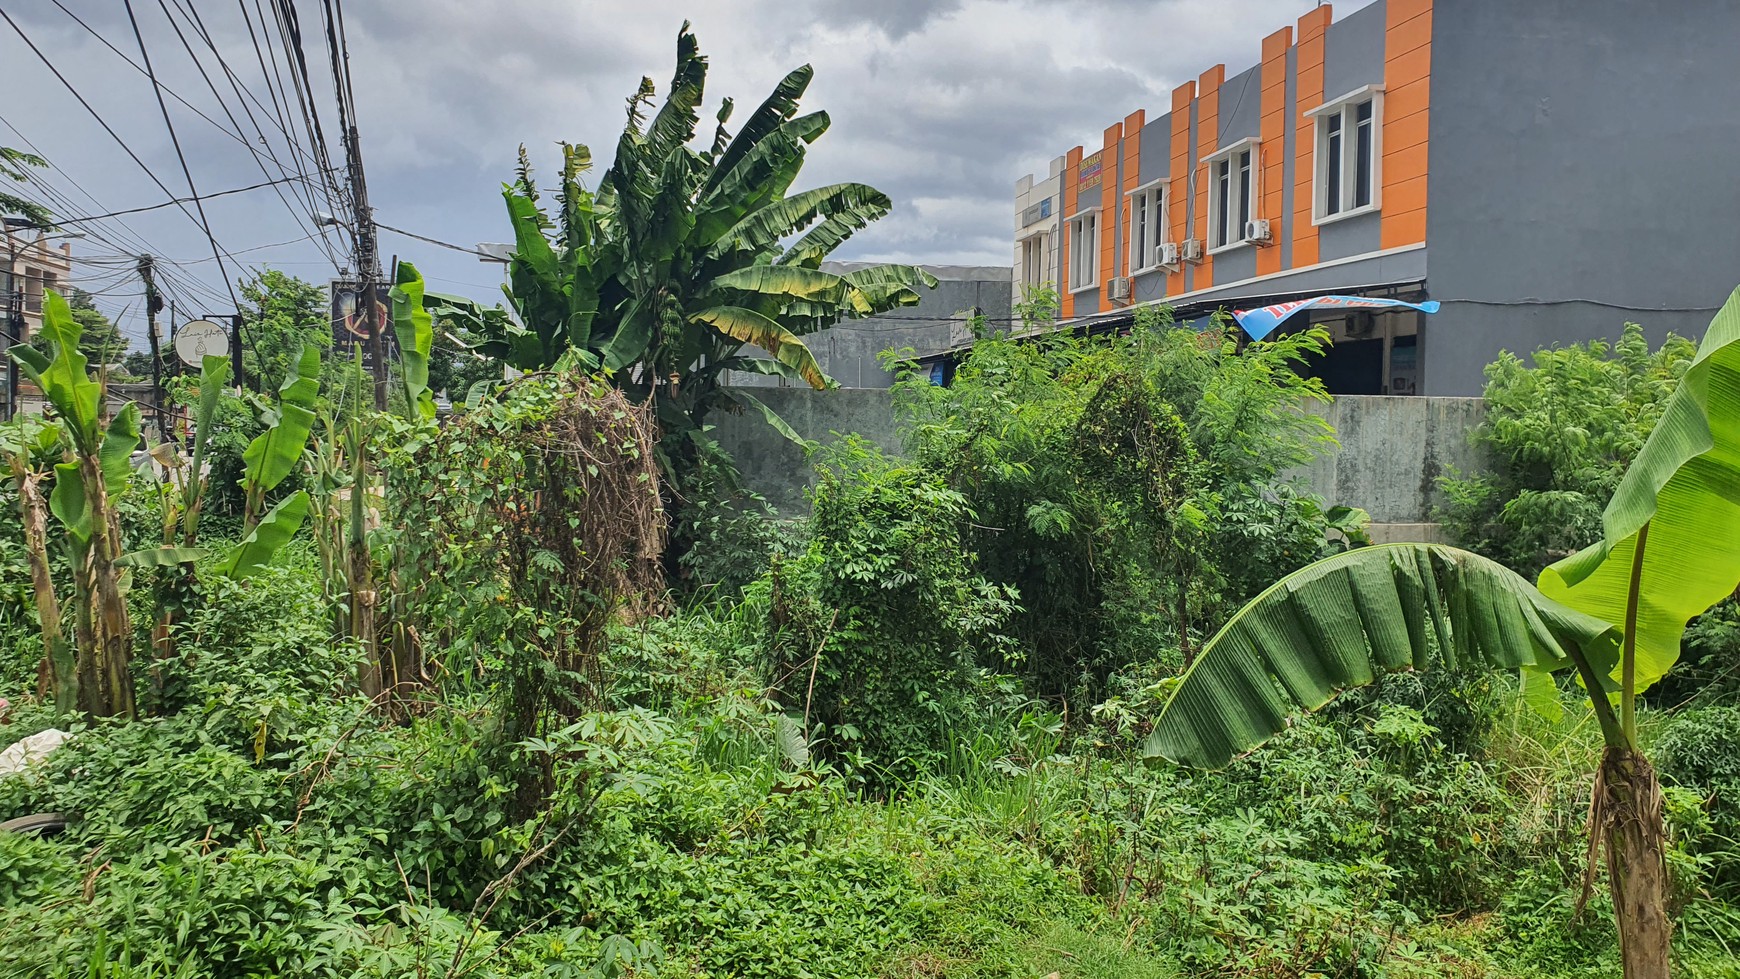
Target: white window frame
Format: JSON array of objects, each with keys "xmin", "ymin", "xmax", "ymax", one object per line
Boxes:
[
  {"xmin": 1126, "ymin": 180, "xmax": 1168, "ymax": 274},
  {"xmin": 1203, "ymin": 137, "xmax": 1260, "ymax": 254},
  {"xmin": 1067, "ymin": 209, "xmax": 1099, "ymax": 292},
  {"xmin": 1017, "ymin": 228, "xmax": 1051, "ymax": 289},
  {"xmin": 1309, "ymin": 84, "xmax": 1384, "ymax": 226}
]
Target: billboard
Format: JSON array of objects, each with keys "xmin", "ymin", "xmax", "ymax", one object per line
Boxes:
[{"xmin": 330, "ymin": 279, "xmax": 389, "ymax": 352}]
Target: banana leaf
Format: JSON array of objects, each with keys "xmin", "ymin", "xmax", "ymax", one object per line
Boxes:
[
  {"xmin": 217, "ymin": 491, "xmax": 310, "ymax": 580},
  {"xmin": 723, "ymin": 387, "xmax": 811, "ymax": 449},
  {"xmin": 709, "ymin": 182, "xmax": 890, "ymax": 259},
  {"xmin": 706, "ymin": 266, "xmax": 866, "ymax": 313},
  {"xmin": 392, "ymin": 261, "xmax": 436, "ymax": 419},
  {"xmin": 242, "ymin": 346, "xmax": 321, "ymax": 494},
  {"xmin": 690, "ymin": 306, "xmax": 829, "ymax": 389},
  {"xmin": 1538, "ymin": 285, "xmax": 1740, "ymax": 693},
  {"xmin": 10, "ymin": 291, "xmax": 100, "ymax": 449},
  {"xmin": 707, "ymin": 65, "xmax": 813, "ymax": 193},
  {"xmin": 118, "ymin": 546, "xmax": 208, "ymax": 568},
  {"xmin": 1144, "ymin": 543, "xmax": 1621, "ymax": 769}
]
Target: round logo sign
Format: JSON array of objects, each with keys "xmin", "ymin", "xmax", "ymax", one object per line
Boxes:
[{"xmin": 174, "ymin": 319, "xmax": 229, "ymax": 368}]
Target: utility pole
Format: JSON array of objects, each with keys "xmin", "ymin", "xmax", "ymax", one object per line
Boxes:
[
  {"xmin": 230, "ymin": 313, "xmax": 247, "ymax": 393},
  {"xmin": 137, "ymin": 255, "xmax": 165, "ymax": 439},
  {"xmin": 342, "ymin": 123, "xmax": 386, "ymax": 410}
]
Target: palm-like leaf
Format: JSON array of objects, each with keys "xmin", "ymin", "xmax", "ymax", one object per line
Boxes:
[
  {"xmin": 709, "ymin": 182, "xmax": 891, "ymax": 260},
  {"xmin": 707, "ymin": 65, "xmax": 813, "ymax": 192},
  {"xmin": 1538, "ymin": 285, "xmax": 1740, "ymax": 693},
  {"xmin": 1144, "ymin": 543, "xmax": 1620, "ymax": 769},
  {"xmin": 690, "ymin": 306, "xmax": 830, "ymax": 389},
  {"xmin": 706, "ymin": 266, "xmax": 867, "ymax": 313}
]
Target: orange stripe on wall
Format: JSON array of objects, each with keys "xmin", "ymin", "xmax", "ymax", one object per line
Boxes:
[
  {"xmin": 1381, "ymin": 0, "xmax": 1430, "ymax": 249},
  {"xmin": 1061, "ymin": 145, "xmax": 1082, "ymax": 319},
  {"xmin": 1100, "ymin": 123, "xmax": 1120, "ymax": 307},
  {"xmin": 1291, "ymin": 5, "xmax": 1331, "ymax": 269},
  {"xmin": 1167, "ymin": 82, "xmax": 1194, "ymax": 296},
  {"xmin": 1120, "ymin": 109, "xmax": 1144, "ymax": 283},
  {"xmin": 1257, "ymin": 26, "xmax": 1291, "ymax": 277},
  {"xmin": 1193, "ymin": 64, "xmax": 1224, "ymax": 290}
]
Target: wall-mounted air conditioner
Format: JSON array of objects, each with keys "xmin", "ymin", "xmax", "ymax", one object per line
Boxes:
[
  {"xmin": 1243, "ymin": 219, "xmax": 1273, "ymax": 245},
  {"xmin": 1157, "ymin": 242, "xmax": 1180, "ymax": 269},
  {"xmin": 1180, "ymin": 238, "xmax": 1205, "ymax": 263},
  {"xmin": 1108, "ymin": 276, "xmax": 1132, "ymax": 301}
]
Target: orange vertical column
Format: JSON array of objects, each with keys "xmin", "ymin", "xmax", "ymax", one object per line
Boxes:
[
  {"xmin": 1119, "ymin": 109, "xmax": 1144, "ymax": 284},
  {"xmin": 1192, "ymin": 64, "xmax": 1224, "ymax": 289},
  {"xmin": 1060, "ymin": 145, "xmax": 1082, "ymax": 319},
  {"xmin": 1098, "ymin": 123, "xmax": 1120, "ymax": 307},
  {"xmin": 1257, "ymin": 27, "xmax": 1292, "ymax": 277},
  {"xmin": 1166, "ymin": 83, "xmax": 1194, "ymax": 296},
  {"xmin": 1381, "ymin": 0, "xmax": 1431, "ymax": 249},
  {"xmin": 1292, "ymin": 5, "xmax": 1331, "ymax": 269}
]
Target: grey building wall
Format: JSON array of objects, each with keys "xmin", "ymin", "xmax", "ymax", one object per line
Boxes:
[
  {"xmin": 724, "ymin": 264, "xmax": 1012, "ymax": 390},
  {"xmin": 1424, "ymin": 0, "xmax": 1740, "ymax": 396},
  {"xmin": 1323, "ymin": 2, "xmax": 1386, "ymax": 99},
  {"xmin": 717, "ymin": 387, "xmax": 1487, "ymax": 533},
  {"xmin": 1218, "ymin": 66, "xmax": 1263, "ymax": 143}
]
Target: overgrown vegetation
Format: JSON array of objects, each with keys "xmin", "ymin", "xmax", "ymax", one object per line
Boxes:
[{"xmin": 3, "ymin": 28, "xmax": 1739, "ymax": 979}]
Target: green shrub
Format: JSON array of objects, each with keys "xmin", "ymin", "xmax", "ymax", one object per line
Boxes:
[{"xmin": 1656, "ymin": 705, "xmax": 1740, "ymax": 897}]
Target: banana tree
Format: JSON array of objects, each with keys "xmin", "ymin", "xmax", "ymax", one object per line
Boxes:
[
  {"xmin": 1146, "ymin": 285, "xmax": 1740, "ymax": 978},
  {"xmin": 2, "ymin": 415, "xmax": 72, "ymax": 710},
  {"xmin": 448, "ymin": 24, "xmax": 936, "ymax": 466},
  {"xmin": 9, "ymin": 291, "xmax": 142, "ymax": 717}
]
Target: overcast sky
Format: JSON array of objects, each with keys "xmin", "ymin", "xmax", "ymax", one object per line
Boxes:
[{"xmin": 1, "ymin": 0, "xmax": 1370, "ymax": 343}]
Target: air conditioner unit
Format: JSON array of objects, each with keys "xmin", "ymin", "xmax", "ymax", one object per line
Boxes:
[
  {"xmin": 1156, "ymin": 242, "xmax": 1180, "ymax": 268},
  {"xmin": 1180, "ymin": 238, "xmax": 1205, "ymax": 263},
  {"xmin": 1243, "ymin": 218, "xmax": 1273, "ymax": 245},
  {"xmin": 1108, "ymin": 276, "xmax": 1132, "ymax": 301}
]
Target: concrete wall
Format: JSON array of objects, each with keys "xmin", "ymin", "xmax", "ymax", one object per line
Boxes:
[
  {"xmin": 1423, "ymin": 0, "xmax": 1740, "ymax": 396},
  {"xmin": 1014, "ymin": 158, "xmax": 1063, "ymax": 306},
  {"xmin": 723, "ymin": 264, "xmax": 1013, "ymax": 391},
  {"xmin": 716, "ymin": 387, "xmax": 1487, "ymax": 533}
]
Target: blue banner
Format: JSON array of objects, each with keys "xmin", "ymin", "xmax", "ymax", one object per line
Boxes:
[{"xmin": 1233, "ymin": 295, "xmax": 1439, "ymax": 341}]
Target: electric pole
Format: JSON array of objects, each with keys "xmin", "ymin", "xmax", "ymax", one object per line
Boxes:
[
  {"xmin": 137, "ymin": 255, "xmax": 165, "ymax": 439},
  {"xmin": 343, "ymin": 123, "xmax": 386, "ymax": 410}
]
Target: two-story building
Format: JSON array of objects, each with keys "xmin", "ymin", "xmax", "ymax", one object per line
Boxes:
[
  {"xmin": 1008, "ymin": 0, "xmax": 1740, "ymax": 396},
  {"xmin": 3, "ymin": 226, "xmax": 74, "ymax": 341}
]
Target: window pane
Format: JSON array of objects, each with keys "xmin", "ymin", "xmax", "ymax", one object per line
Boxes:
[
  {"xmin": 1133, "ymin": 196, "xmax": 1146, "ymax": 267},
  {"xmin": 1355, "ymin": 106, "xmax": 1373, "ymax": 208},
  {"xmin": 1238, "ymin": 152, "xmax": 1252, "ymax": 229},
  {"xmin": 1326, "ymin": 121, "xmax": 1343, "ymax": 215},
  {"xmin": 1216, "ymin": 161, "xmax": 1230, "ymax": 246}
]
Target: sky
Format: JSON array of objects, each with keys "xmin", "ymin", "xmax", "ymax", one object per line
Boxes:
[{"xmin": 1, "ymin": 0, "xmax": 1371, "ymax": 345}]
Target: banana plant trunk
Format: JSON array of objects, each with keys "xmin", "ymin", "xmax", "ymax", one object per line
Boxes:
[
  {"xmin": 8, "ymin": 462, "xmax": 73, "ymax": 712},
  {"xmin": 1596, "ymin": 747, "xmax": 1673, "ymax": 978},
  {"xmin": 75, "ymin": 453, "xmax": 136, "ymax": 719}
]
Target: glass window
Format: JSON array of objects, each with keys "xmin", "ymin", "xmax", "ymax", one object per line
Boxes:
[{"xmin": 1317, "ymin": 95, "xmax": 1380, "ymax": 220}]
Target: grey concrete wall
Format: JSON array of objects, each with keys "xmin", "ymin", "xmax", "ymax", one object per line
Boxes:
[
  {"xmin": 1324, "ymin": 1, "xmax": 1386, "ymax": 100},
  {"xmin": 725, "ymin": 264, "xmax": 1012, "ymax": 391},
  {"xmin": 1424, "ymin": 0, "xmax": 1740, "ymax": 396},
  {"xmin": 717, "ymin": 387, "xmax": 1487, "ymax": 530},
  {"xmin": 1219, "ymin": 66, "xmax": 1262, "ymax": 143},
  {"xmin": 1294, "ymin": 395, "xmax": 1486, "ymax": 526}
]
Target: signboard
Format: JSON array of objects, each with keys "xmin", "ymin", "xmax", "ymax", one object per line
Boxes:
[
  {"xmin": 1077, "ymin": 152, "xmax": 1103, "ymax": 190},
  {"xmin": 1020, "ymin": 198, "xmax": 1052, "ymax": 228},
  {"xmin": 1232, "ymin": 295, "xmax": 1440, "ymax": 341},
  {"xmin": 173, "ymin": 318, "xmax": 228, "ymax": 368},
  {"xmin": 330, "ymin": 279, "xmax": 390, "ymax": 356}
]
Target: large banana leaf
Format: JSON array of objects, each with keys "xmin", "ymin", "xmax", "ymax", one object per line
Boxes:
[
  {"xmin": 777, "ymin": 201, "xmax": 894, "ymax": 269},
  {"xmin": 645, "ymin": 24, "xmax": 706, "ymax": 163},
  {"xmin": 118, "ymin": 546, "xmax": 208, "ymax": 568},
  {"xmin": 391, "ymin": 261, "xmax": 436, "ymax": 419},
  {"xmin": 708, "ymin": 182, "xmax": 890, "ymax": 259},
  {"xmin": 10, "ymin": 291, "xmax": 101, "ymax": 450},
  {"xmin": 694, "ymin": 113, "xmax": 829, "ymax": 244},
  {"xmin": 707, "ymin": 65, "xmax": 813, "ymax": 193},
  {"xmin": 217, "ymin": 490, "xmax": 310, "ymax": 580},
  {"xmin": 706, "ymin": 266, "xmax": 867, "ymax": 313},
  {"xmin": 241, "ymin": 347, "xmax": 320, "ymax": 494},
  {"xmin": 1144, "ymin": 543, "xmax": 1621, "ymax": 769},
  {"xmin": 842, "ymin": 264, "xmax": 939, "ymax": 312},
  {"xmin": 1538, "ymin": 285, "xmax": 1740, "ymax": 693},
  {"xmin": 690, "ymin": 306, "xmax": 830, "ymax": 389},
  {"xmin": 100, "ymin": 402, "xmax": 140, "ymax": 499}
]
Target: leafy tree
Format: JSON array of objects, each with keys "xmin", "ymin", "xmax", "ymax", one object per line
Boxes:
[
  {"xmin": 0, "ymin": 147, "xmax": 52, "ymax": 229},
  {"xmin": 1440, "ymin": 322, "xmax": 1695, "ymax": 575},
  {"xmin": 238, "ymin": 269, "xmax": 330, "ymax": 395}
]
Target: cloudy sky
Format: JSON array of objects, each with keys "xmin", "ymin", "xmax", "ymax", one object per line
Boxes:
[{"xmin": 1, "ymin": 0, "xmax": 1369, "ymax": 343}]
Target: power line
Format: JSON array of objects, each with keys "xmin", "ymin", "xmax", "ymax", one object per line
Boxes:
[
  {"xmin": 377, "ymin": 221, "xmax": 495, "ymax": 258},
  {"xmin": 43, "ymin": 177, "xmax": 307, "ymax": 228},
  {"xmin": 121, "ymin": 0, "xmax": 244, "ymax": 315}
]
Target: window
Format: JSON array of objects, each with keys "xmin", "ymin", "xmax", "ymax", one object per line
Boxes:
[
  {"xmin": 1020, "ymin": 232, "xmax": 1049, "ymax": 288},
  {"xmin": 1205, "ymin": 140, "xmax": 1258, "ymax": 251},
  {"xmin": 1068, "ymin": 211, "xmax": 1097, "ymax": 290},
  {"xmin": 24, "ymin": 268, "xmax": 41, "ymax": 313},
  {"xmin": 1127, "ymin": 184, "xmax": 1166, "ymax": 272},
  {"xmin": 1312, "ymin": 86, "xmax": 1383, "ymax": 223}
]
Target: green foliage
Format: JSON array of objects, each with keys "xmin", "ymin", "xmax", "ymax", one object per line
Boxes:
[
  {"xmin": 1440, "ymin": 322, "xmax": 1695, "ymax": 576},
  {"xmin": 753, "ymin": 437, "xmax": 1019, "ymax": 777},
  {"xmin": 1656, "ymin": 706, "xmax": 1740, "ymax": 898},
  {"xmin": 237, "ymin": 270, "xmax": 331, "ymax": 397},
  {"xmin": 0, "ymin": 145, "xmax": 53, "ymax": 228},
  {"xmin": 32, "ymin": 289, "xmax": 129, "ymax": 370},
  {"xmin": 894, "ymin": 307, "xmax": 1348, "ymax": 699}
]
